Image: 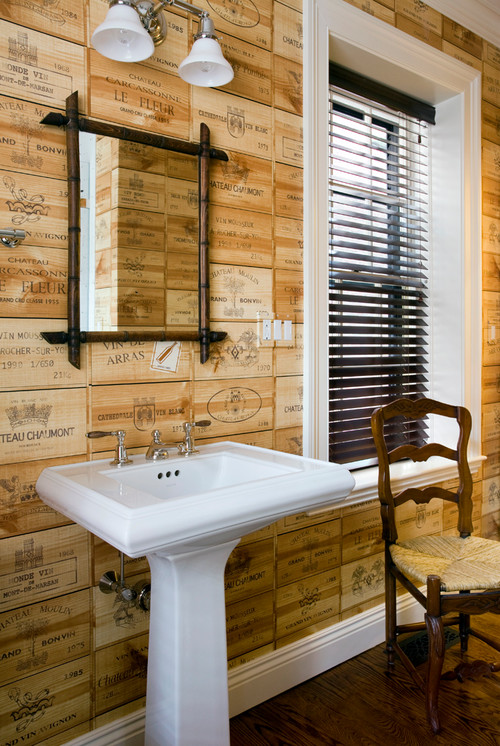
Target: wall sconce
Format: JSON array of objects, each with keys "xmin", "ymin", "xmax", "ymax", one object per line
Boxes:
[
  {"xmin": 92, "ymin": 0, "xmax": 234, "ymax": 87},
  {"xmin": 0, "ymin": 228, "xmax": 25, "ymax": 248}
]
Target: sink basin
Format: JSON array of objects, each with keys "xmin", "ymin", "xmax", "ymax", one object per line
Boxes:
[
  {"xmin": 36, "ymin": 441, "xmax": 355, "ymax": 556},
  {"xmin": 36, "ymin": 441, "xmax": 354, "ymax": 746}
]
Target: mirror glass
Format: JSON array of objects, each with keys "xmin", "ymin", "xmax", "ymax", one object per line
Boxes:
[{"xmin": 79, "ymin": 132, "xmax": 200, "ymax": 333}]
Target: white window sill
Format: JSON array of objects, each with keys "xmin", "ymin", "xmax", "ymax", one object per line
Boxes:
[{"xmin": 308, "ymin": 454, "xmax": 485, "ymax": 516}]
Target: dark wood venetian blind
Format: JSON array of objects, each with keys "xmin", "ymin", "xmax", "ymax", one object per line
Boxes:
[{"xmin": 328, "ymin": 66, "xmax": 435, "ymax": 467}]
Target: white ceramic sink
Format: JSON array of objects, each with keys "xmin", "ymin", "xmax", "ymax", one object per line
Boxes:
[
  {"xmin": 36, "ymin": 441, "xmax": 355, "ymax": 556},
  {"xmin": 36, "ymin": 442, "xmax": 354, "ymax": 746}
]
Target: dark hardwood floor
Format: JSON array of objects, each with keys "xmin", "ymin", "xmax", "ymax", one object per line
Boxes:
[{"xmin": 230, "ymin": 614, "xmax": 500, "ymax": 745}]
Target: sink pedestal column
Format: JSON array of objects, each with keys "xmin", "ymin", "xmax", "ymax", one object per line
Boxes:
[{"xmin": 145, "ymin": 539, "xmax": 240, "ymax": 746}]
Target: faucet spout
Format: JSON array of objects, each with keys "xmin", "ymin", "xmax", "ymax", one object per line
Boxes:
[{"xmin": 146, "ymin": 430, "xmax": 170, "ymax": 460}]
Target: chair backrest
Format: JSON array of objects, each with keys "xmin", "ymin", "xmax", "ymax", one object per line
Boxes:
[{"xmin": 370, "ymin": 397, "xmax": 473, "ymax": 544}]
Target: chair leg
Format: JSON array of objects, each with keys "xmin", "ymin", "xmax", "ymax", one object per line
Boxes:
[
  {"xmin": 385, "ymin": 552, "xmax": 397, "ymax": 669},
  {"xmin": 459, "ymin": 610, "xmax": 470, "ymax": 653},
  {"xmin": 425, "ymin": 575, "xmax": 445, "ymax": 734}
]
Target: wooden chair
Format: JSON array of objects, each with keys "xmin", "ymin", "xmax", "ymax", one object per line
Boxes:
[{"xmin": 370, "ymin": 397, "xmax": 500, "ymax": 733}]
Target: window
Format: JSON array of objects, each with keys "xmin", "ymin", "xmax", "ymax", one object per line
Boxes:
[
  {"xmin": 328, "ymin": 70, "xmax": 434, "ymax": 467},
  {"xmin": 303, "ymin": 0, "xmax": 482, "ymax": 494}
]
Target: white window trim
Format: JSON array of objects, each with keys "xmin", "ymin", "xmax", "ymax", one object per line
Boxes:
[{"xmin": 303, "ymin": 0, "xmax": 483, "ymax": 504}]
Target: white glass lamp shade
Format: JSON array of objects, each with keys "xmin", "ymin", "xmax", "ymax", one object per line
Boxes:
[
  {"xmin": 178, "ymin": 37, "xmax": 234, "ymax": 87},
  {"xmin": 91, "ymin": 4, "xmax": 154, "ymax": 62}
]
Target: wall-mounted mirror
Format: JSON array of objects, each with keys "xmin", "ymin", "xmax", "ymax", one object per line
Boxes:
[{"xmin": 40, "ymin": 91, "xmax": 228, "ymax": 368}]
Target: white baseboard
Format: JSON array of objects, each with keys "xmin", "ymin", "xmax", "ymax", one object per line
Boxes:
[{"xmin": 65, "ymin": 596, "xmax": 421, "ymax": 746}]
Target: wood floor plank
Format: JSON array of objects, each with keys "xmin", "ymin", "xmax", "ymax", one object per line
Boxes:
[{"xmin": 230, "ymin": 614, "xmax": 500, "ymax": 745}]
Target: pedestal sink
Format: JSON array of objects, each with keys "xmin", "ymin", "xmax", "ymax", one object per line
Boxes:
[{"xmin": 37, "ymin": 441, "xmax": 354, "ymax": 746}]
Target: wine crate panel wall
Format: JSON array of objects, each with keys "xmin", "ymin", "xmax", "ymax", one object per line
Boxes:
[
  {"xmin": 194, "ymin": 321, "xmax": 273, "ymax": 378},
  {"xmin": 0, "ymin": 657, "xmax": 91, "ymax": 746},
  {"xmin": 89, "ymin": 51, "xmax": 189, "ymax": 136},
  {"xmin": 0, "ymin": 0, "xmax": 499, "ymax": 735},
  {"xmin": 0, "ymin": 589, "xmax": 91, "ymax": 686},
  {"xmin": 276, "ymin": 567, "xmax": 341, "ymax": 643},
  {"xmin": 209, "ymin": 205, "xmax": 273, "ymax": 267},
  {"xmin": 0, "ymin": 246, "xmax": 67, "ymax": 319},
  {"xmin": 0, "ymin": 455, "xmax": 83, "ymax": 539},
  {"xmin": 0, "ymin": 21, "xmax": 86, "ymax": 108},
  {"xmin": 0, "ymin": 388, "xmax": 87, "ymax": 463},
  {"xmin": 0, "ymin": 320, "xmax": 87, "ymax": 390},
  {"xmin": 226, "ymin": 590, "xmax": 274, "ymax": 660},
  {"xmin": 0, "ymin": 525, "xmax": 90, "ymax": 612},
  {"xmin": 95, "ymin": 634, "xmax": 149, "ymax": 715}
]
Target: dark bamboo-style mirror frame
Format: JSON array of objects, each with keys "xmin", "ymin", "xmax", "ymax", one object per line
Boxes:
[{"xmin": 40, "ymin": 91, "xmax": 228, "ymax": 368}]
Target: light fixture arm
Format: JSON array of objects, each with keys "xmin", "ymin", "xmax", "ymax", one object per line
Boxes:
[
  {"xmin": 136, "ymin": 0, "xmax": 217, "ymax": 47},
  {"xmin": 95, "ymin": 0, "xmax": 233, "ymax": 85}
]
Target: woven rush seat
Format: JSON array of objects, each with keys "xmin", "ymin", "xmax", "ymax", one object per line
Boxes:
[{"xmin": 391, "ymin": 535, "xmax": 500, "ymax": 591}]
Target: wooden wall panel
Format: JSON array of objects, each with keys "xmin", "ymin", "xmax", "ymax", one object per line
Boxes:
[
  {"xmin": 0, "ymin": 246, "xmax": 67, "ymax": 318},
  {"xmin": 0, "ymin": 388, "xmax": 87, "ymax": 464},
  {"xmin": 0, "ymin": 657, "xmax": 91, "ymax": 746},
  {"xmin": 276, "ymin": 520, "xmax": 341, "ymax": 586},
  {"xmin": 194, "ymin": 321, "xmax": 273, "ymax": 379},
  {"xmin": 340, "ymin": 553, "xmax": 385, "ymax": 613},
  {"xmin": 0, "ymin": 525, "xmax": 90, "ymax": 612},
  {"xmin": 0, "ymin": 589, "xmax": 91, "ymax": 686},
  {"xmin": 273, "ymin": 3, "xmax": 303, "ymax": 62},
  {"xmin": 226, "ymin": 591, "xmax": 274, "ymax": 660},
  {"xmin": 274, "ymin": 109, "xmax": 303, "ymax": 166},
  {"xmin": 0, "ymin": 456, "xmax": 82, "ymax": 538},
  {"xmin": 95, "ymin": 634, "xmax": 148, "ymax": 715},
  {"xmin": 209, "ymin": 205, "xmax": 273, "ymax": 267},
  {"xmin": 0, "ymin": 21, "xmax": 86, "ymax": 108},
  {"xmin": 193, "ymin": 89, "xmax": 274, "ymax": 158},
  {"xmin": 193, "ymin": 377, "xmax": 273, "ymax": 437},
  {"xmin": 483, "ymin": 64, "xmax": 500, "ymax": 108},
  {"xmin": 275, "ymin": 375, "xmax": 303, "ymax": 429},
  {"xmin": 274, "ymin": 163, "xmax": 303, "ymax": 218},
  {"xmin": 272, "ymin": 56, "xmax": 303, "ymax": 115},
  {"xmin": 341, "ymin": 504, "xmax": 384, "ymax": 565},
  {"xmin": 209, "ymin": 153, "xmax": 273, "ymax": 213},
  {"xmin": 209, "ymin": 264, "xmax": 273, "ymax": 321},
  {"xmin": 274, "ymin": 425, "xmax": 303, "ymax": 455},
  {"xmin": 193, "ymin": 0, "xmax": 273, "ymax": 50},
  {"xmin": 344, "ymin": 0, "xmax": 395, "ymax": 22},
  {"xmin": 219, "ymin": 35, "xmax": 272, "ymax": 105},
  {"xmin": 0, "ymin": 320, "xmax": 87, "ymax": 390},
  {"xmin": 224, "ymin": 538, "xmax": 274, "ymax": 604},
  {"xmin": 91, "ymin": 339, "xmax": 191, "ymax": 384},
  {"xmin": 0, "ymin": 96, "xmax": 67, "ymax": 178},
  {"xmin": 89, "ymin": 381, "xmax": 191, "ymax": 448},
  {"xmin": 89, "ymin": 51, "xmax": 189, "ymax": 135},
  {"xmin": 396, "ymin": 498, "xmax": 443, "ymax": 541},
  {"xmin": 276, "ymin": 568, "xmax": 340, "ymax": 641},
  {"xmin": 275, "ymin": 215, "xmax": 303, "ymax": 270},
  {"xmin": 0, "ymin": 173, "xmax": 67, "ymax": 249},
  {"xmin": 1, "ymin": 0, "xmax": 86, "ymax": 43}
]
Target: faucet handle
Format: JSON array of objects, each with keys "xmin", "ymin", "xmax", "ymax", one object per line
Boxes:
[
  {"xmin": 192, "ymin": 420, "xmax": 211, "ymax": 429},
  {"xmin": 86, "ymin": 430, "xmax": 132, "ymax": 466},
  {"xmin": 178, "ymin": 420, "xmax": 211, "ymax": 456}
]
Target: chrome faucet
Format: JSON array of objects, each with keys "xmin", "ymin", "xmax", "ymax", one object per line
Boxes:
[
  {"xmin": 177, "ymin": 420, "xmax": 211, "ymax": 456},
  {"xmin": 86, "ymin": 430, "xmax": 133, "ymax": 466},
  {"xmin": 146, "ymin": 429, "xmax": 170, "ymax": 460}
]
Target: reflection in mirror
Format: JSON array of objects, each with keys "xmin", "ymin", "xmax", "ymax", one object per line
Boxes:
[
  {"xmin": 79, "ymin": 133, "xmax": 199, "ymax": 333},
  {"xmin": 39, "ymin": 91, "xmax": 228, "ymax": 368}
]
